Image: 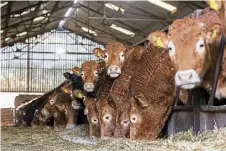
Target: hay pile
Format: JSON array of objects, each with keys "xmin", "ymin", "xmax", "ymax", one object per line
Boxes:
[{"xmin": 1, "ymin": 125, "xmax": 226, "ymax": 151}]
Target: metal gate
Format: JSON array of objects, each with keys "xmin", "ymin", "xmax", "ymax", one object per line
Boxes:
[{"xmin": 0, "ymin": 30, "xmax": 103, "ymax": 92}]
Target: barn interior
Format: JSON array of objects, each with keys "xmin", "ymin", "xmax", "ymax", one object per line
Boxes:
[{"xmin": 1, "ymin": 1, "xmax": 226, "ymax": 151}]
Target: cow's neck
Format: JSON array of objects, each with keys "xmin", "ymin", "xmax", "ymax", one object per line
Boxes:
[
  {"xmin": 201, "ymin": 43, "xmax": 219, "ymax": 92},
  {"xmin": 96, "ymin": 70, "xmax": 115, "ymax": 99}
]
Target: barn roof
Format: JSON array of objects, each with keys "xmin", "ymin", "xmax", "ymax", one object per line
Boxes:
[{"xmin": 1, "ymin": 1, "xmax": 206, "ymax": 47}]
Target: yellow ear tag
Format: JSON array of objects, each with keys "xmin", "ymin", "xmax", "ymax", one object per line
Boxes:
[
  {"xmin": 63, "ymin": 89, "xmax": 69, "ymax": 94},
  {"xmin": 209, "ymin": 0, "xmax": 219, "ymax": 11},
  {"xmin": 212, "ymin": 30, "xmax": 217, "ymax": 39},
  {"xmin": 97, "ymin": 51, "xmax": 101, "ymax": 57},
  {"xmin": 76, "ymin": 92, "xmax": 83, "ymax": 99},
  {"xmin": 156, "ymin": 37, "xmax": 164, "ymax": 48},
  {"xmin": 75, "ymin": 70, "xmax": 80, "ymax": 76}
]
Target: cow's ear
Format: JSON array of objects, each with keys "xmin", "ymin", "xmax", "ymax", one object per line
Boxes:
[
  {"xmin": 72, "ymin": 67, "xmax": 82, "ymax": 76},
  {"xmin": 61, "ymin": 83, "xmax": 72, "ymax": 94},
  {"xmin": 148, "ymin": 30, "xmax": 169, "ymax": 49},
  {"xmin": 73, "ymin": 89, "xmax": 84, "ymax": 99},
  {"xmin": 63, "ymin": 72, "xmax": 72, "ymax": 80},
  {"xmin": 206, "ymin": 23, "xmax": 222, "ymax": 44},
  {"xmin": 207, "ymin": 0, "xmax": 222, "ymax": 11},
  {"xmin": 107, "ymin": 97, "xmax": 116, "ymax": 109},
  {"xmin": 133, "ymin": 93, "xmax": 149, "ymax": 108},
  {"xmin": 133, "ymin": 45, "xmax": 145, "ymax": 61},
  {"xmin": 93, "ymin": 48, "xmax": 105, "ymax": 59},
  {"xmin": 97, "ymin": 60, "xmax": 106, "ymax": 73}
]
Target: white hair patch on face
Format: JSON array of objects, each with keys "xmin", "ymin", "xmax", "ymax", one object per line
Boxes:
[
  {"xmin": 104, "ymin": 53, "xmax": 108, "ymax": 62},
  {"xmin": 196, "ymin": 38, "xmax": 205, "ymax": 54},
  {"xmin": 168, "ymin": 41, "xmax": 176, "ymax": 57},
  {"xmin": 93, "ymin": 70, "xmax": 98, "ymax": 78},
  {"xmin": 119, "ymin": 51, "xmax": 125, "ymax": 62}
]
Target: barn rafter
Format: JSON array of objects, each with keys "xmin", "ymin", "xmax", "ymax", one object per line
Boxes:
[{"xmin": 1, "ymin": 1, "xmax": 206, "ymax": 47}]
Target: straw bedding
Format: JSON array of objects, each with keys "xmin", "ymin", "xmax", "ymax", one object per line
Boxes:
[{"xmin": 1, "ymin": 125, "xmax": 226, "ymax": 151}]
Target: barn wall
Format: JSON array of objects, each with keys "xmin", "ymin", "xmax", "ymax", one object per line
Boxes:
[{"xmin": 0, "ymin": 30, "xmax": 103, "ymax": 92}]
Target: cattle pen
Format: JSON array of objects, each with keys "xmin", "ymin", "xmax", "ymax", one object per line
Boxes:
[{"xmin": 1, "ymin": 1, "xmax": 226, "ymax": 151}]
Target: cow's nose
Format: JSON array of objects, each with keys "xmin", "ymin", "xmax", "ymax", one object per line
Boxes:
[
  {"xmin": 175, "ymin": 69, "xmax": 200, "ymax": 87},
  {"xmin": 177, "ymin": 71, "xmax": 193, "ymax": 82},
  {"xmin": 84, "ymin": 83, "xmax": 94, "ymax": 88},
  {"xmin": 109, "ymin": 66, "xmax": 119, "ymax": 72}
]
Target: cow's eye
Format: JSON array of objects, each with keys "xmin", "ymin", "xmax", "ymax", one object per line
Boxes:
[
  {"xmin": 121, "ymin": 120, "xmax": 130, "ymax": 126},
  {"xmin": 81, "ymin": 71, "xmax": 84, "ymax": 77},
  {"xmin": 119, "ymin": 52, "xmax": 125, "ymax": 61},
  {"xmin": 196, "ymin": 39, "xmax": 205, "ymax": 54},
  {"xmin": 104, "ymin": 53, "xmax": 108, "ymax": 61},
  {"xmin": 103, "ymin": 114, "xmax": 112, "ymax": 122},
  {"xmin": 93, "ymin": 71, "xmax": 98, "ymax": 77},
  {"xmin": 130, "ymin": 115, "xmax": 138, "ymax": 124},
  {"xmin": 91, "ymin": 117, "xmax": 98, "ymax": 124},
  {"xmin": 168, "ymin": 41, "xmax": 176, "ymax": 56}
]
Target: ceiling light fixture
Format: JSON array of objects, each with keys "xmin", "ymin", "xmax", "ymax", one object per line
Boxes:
[
  {"xmin": 58, "ymin": 0, "xmax": 79, "ymax": 28},
  {"xmin": 16, "ymin": 32, "xmax": 27, "ymax": 37},
  {"xmin": 1, "ymin": 30, "xmax": 3, "ymax": 34},
  {"xmin": 59, "ymin": 20, "xmax": 66, "ymax": 28},
  {"xmin": 105, "ymin": 3, "xmax": 125, "ymax": 14},
  {"xmin": 10, "ymin": 14, "xmax": 20, "ymax": 17},
  {"xmin": 148, "ymin": 0, "xmax": 177, "ymax": 13},
  {"xmin": 65, "ymin": 7, "xmax": 74, "ymax": 17},
  {"xmin": 81, "ymin": 27, "xmax": 98, "ymax": 36},
  {"xmin": 110, "ymin": 24, "xmax": 135, "ymax": 37},
  {"xmin": 34, "ymin": 16, "xmax": 46, "ymax": 22},
  {"xmin": 5, "ymin": 37, "xmax": 10, "ymax": 41},
  {"xmin": 1, "ymin": 2, "xmax": 8, "ymax": 8},
  {"xmin": 42, "ymin": 10, "xmax": 48, "ymax": 14}
]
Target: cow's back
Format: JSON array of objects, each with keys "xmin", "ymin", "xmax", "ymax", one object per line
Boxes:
[{"xmin": 130, "ymin": 44, "xmax": 175, "ymax": 139}]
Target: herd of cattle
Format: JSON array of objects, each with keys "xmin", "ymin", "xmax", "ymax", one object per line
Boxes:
[{"xmin": 15, "ymin": 1, "xmax": 225, "ymax": 140}]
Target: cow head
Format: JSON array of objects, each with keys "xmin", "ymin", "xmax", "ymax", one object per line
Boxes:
[
  {"xmin": 84, "ymin": 97, "xmax": 100, "ymax": 137},
  {"xmin": 97, "ymin": 97, "xmax": 116, "ymax": 137},
  {"xmin": 93, "ymin": 42, "xmax": 127, "ymax": 78},
  {"xmin": 31, "ymin": 109, "xmax": 45, "ymax": 127},
  {"xmin": 148, "ymin": 18, "xmax": 222, "ymax": 89},
  {"xmin": 72, "ymin": 61, "xmax": 105, "ymax": 93},
  {"xmin": 61, "ymin": 84, "xmax": 84, "ymax": 110},
  {"xmin": 73, "ymin": 90, "xmax": 100, "ymax": 137},
  {"xmin": 113, "ymin": 104, "xmax": 130, "ymax": 138},
  {"xmin": 129, "ymin": 94, "xmax": 152, "ymax": 140}
]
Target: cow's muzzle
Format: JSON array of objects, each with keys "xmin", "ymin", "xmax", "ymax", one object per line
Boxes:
[
  {"xmin": 107, "ymin": 65, "xmax": 121, "ymax": 78},
  {"xmin": 175, "ymin": 69, "xmax": 201, "ymax": 89},
  {"xmin": 84, "ymin": 83, "xmax": 95, "ymax": 92}
]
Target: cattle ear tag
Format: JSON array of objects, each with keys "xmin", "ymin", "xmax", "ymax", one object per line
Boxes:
[
  {"xmin": 76, "ymin": 92, "xmax": 84, "ymax": 99},
  {"xmin": 156, "ymin": 37, "xmax": 164, "ymax": 48},
  {"xmin": 63, "ymin": 88, "xmax": 69, "ymax": 94},
  {"xmin": 212, "ymin": 30, "xmax": 217, "ymax": 39},
  {"xmin": 209, "ymin": 0, "xmax": 219, "ymax": 11},
  {"xmin": 97, "ymin": 50, "xmax": 101, "ymax": 57}
]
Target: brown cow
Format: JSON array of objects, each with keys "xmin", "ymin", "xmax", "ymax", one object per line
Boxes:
[
  {"xmin": 72, "ymin": 61, "xmax": 105, "ymax": 93},
  {"xmin": 73, "ymin": 59, "xmax": 116, "ymax": 137},
  {"xmin": 128, "ymin": 43, "xmax": 175, "ymax": 140},
  {"xmin": 111, "ymin": 46, "xmax": 144, "ymax": 138},
  {"xmin": 93, "ymin": 42, "xmax": 128, "ymax": 78},
  {"xmin": 84, "ymin": 96, "xmax": 100, "ymax": 137},
  {"xmin": 91, "ymin": 43, "xmax": 129, "ymax": 137},
  {"xmin": 148, "ymin": 15, "xmax": 226, "ymax": 101}
]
